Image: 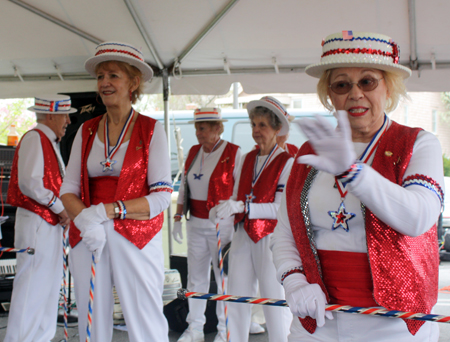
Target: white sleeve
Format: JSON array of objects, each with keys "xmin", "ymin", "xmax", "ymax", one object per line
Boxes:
[
  {"xmin": 230, "ymin": 153, "xmax": 246, "ymax": 201},
  {"xmin": 60, "ymin": 125, "xmax": 83, "ymax": 198},
  {"xmin": 177, "ymin": 166, "xmax": 186, "ymax": 206},
  {"xmin": 144, "ymin": 121, "xmax": 172, "ymax": 219},
  {"xmin": 18, "ymin": 131, "xmax": 64, "ymax": 214},
  {"xmin": 233, "ymin": 148, "xmax": 243, "ymax": 181},
  {"xmin": 271, "ymin": 188, "xmax": 304, "ymax": 282},
  {"xmin": 348, "ymin": 131, "xmax": 444, "ymax": 237},
  {"xmin": 248, "ymin": 157, "xmax": 294, "ymax": 220}
]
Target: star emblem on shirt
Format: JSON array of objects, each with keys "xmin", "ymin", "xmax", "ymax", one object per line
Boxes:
[
  {"xmin": 100, "ymin": 158, "xmax": 116, "ymax": 172},
  {"xmin": 193, "ymin": 173, "xmax": 204, "ymax": 180},
  {"xmin": 328, "ymin": 202, "xmax": 355, "ymax": 232}
]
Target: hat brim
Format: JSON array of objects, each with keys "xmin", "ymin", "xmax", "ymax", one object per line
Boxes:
[
  {"xmin": 27, "ymin": 106, "xmax": 77, "ymax": 114},
  {"xmin": 85, "ymin": 54, "xmax": 153, "ymax": 82},
  {"xmin": 247, "ymin": 100, "xmax": 290, "ymax": 136},
  {"xmin": 305, "ymin": 60, "xmax": 412, "ymax": 79},
  {"xmin": 187, "ymin": 119, "xmax": 228, "ymax": 124}
]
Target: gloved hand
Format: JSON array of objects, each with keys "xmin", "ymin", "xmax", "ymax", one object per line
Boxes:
[
  {"xmin": 172, "ymin": 221, "xmax": 183, "ymax": 244},
  {"xmin": 208, "ymin": 205, "xmax": 220, "ymax": 225},
  {"xmin": 295, "ymin": 111, "xmax": 356, "ymax": 175},
  {"xmin": 78, "ymin": 223, "xmax": 106, "ymax": 263},
  {"xmin": 74, "ymin": 203, "xmax": 109, "ymax": 234},
  {"xmin": 283, "ymin": 273, "xmax": 333, "ymax": 327},
  {"xmin": 216, "ymin": 199, "xmax": 244, "ymax": 219}
]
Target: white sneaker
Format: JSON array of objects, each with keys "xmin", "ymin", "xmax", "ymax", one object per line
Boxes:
[
  {"xmin": 213, "ymin": 330, "xmax": 227, "ymax": 342},
  {"xmin": 177, "ymin": 328, "xmax": 205, "ymax": 342},
  {"xmin": 249, "ymin": 321, "xmax": 265, "ymax": 334}
]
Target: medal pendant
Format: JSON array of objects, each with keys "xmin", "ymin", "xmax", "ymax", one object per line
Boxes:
[
  {"xmin": 246, "ymin": 192, "xmax": 256, "ymax": 204},
  {"xmin": 328, "ymin": 201, "xmax": 355, "ymax": 232},
  {"xmin": 100, "ymin": 157, "xmax": 117, "ymax": 172}
]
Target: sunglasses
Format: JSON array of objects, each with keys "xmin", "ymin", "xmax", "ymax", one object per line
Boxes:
[{"xmin": 329, "ymin": 77, "xmax": 384, "ymax": 95}]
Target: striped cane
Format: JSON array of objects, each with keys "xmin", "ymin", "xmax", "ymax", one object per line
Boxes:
[
  {"xmin": 86, "ymin": 254, "xmax": 96, "ymax": 342},
  {"xmin": 0, "ymin": 247, "xmax": 35, "ymax": 254},
  {"xmin": 215, "ymin": 223, "xmax": 230, "ymax": 342},
  {"xmin": 177, "ymin": 290, "xmax": 450, "ymax": 324},
  {"xmin": 62, "ymin": 228, "xmax": 68, "ymax": 342}
]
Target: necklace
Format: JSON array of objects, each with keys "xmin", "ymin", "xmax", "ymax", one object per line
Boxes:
[
  {"xmin": 328, "ymin": 115, "xmax": 389, "ymax": 231},
  {"xmin": 100, "ymin": 108, "xmax": 135, "ymax": 172},
  {"xmin": 193, "ymin": 139, "xmax": 222, "ymax": 180}
]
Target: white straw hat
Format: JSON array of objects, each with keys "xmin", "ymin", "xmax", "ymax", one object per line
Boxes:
[
  {"xmin": 246, "ymin": 96, "xmax": 290, "ymax": 136},
  {"xmin": 305, "ymin": 31, "xmax": 411, "ymax": 79},
  {"xmin": 27, "ymin": 94, "xmax": 77, "ymax": 114},
  {"xmin": 188, "ymin": 108, "xmax": 228, "ymax": 124},
  {"xmin": 85, "ymin": 41, "xmax": 153, "ymax": 82}
]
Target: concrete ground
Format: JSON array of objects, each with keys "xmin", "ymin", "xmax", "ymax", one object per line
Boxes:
[{"xmin": 0, "ymin": 261, "xmax": 449, "ymax": 341}]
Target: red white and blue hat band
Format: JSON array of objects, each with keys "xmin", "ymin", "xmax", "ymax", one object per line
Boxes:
[
  {"xmin": 28, "ymin": 95, "xmax": 77, "ymax": 114},
  {"xmin": 94, "ymin": 42, "xmax": 144, "ymax": 62},
  {"xmin": 188, "ymin": 108, "xmax": 228, "ymax": 123}
]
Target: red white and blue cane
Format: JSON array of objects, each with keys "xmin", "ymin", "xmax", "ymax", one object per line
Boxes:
[
  {"xmin": 62, "ymin": 228, "xmax": 68, "ymax": 342},
  {"xmin": 177, "ymin": 290, "xmax": 450, "ymax": 324},
  {"xmin": 215, "ymin": 223, "xmax": 230, "ymax": 342},
  {"xmin": 0, "ymin": 247, "xmax": 35, "ymax": 254},
  {"xmin": 86, "ymin": 254, "xmax": 96, "ymax": 342}
]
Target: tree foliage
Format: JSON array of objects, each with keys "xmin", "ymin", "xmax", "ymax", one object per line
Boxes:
[
  {"xmin": 441, "ymin": 93, "xmax": 450, "ymax": 123},
  {"xmin": 444, "ymin": 155, "xmax": 450, "ymax": 177},
  {"xmin": 0, "ymin": 98, "xmax": 35, "ymax": 145}
]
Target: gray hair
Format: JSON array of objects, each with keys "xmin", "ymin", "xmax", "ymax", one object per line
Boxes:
[
  {"xmin": 248, "ymin": 106, "xmax": 282, "ymax": 130},
  {"xmin": 35, "ymin": 113, "xmax": 47, "ymax": 122}
]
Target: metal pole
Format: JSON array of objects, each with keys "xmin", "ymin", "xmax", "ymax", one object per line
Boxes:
[
  {"xmin": 163, "ymin": 68, "xmax": 173, "ymax": 256},
  {"xmin": 232, "ymin": 82, "xmax": 239, "ymax": 109},
  {"xmin": 408, "ymin": 0, "xmax": 418, "ymax": 70}
]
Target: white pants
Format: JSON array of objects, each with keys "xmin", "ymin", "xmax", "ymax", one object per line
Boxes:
[
  {"xmin": 227, "ymin": 227, "xmax": 291, "ymax": 342},
  {"xmin": 186, "ymin": 220, "xmax": 233, "ymax": 332},
  {"xmin": 69, "ymin": 222, "xmax": 168, "ymax": 342},
  {"xmin": 288, "ymin": 310, "xmax": 439, "ymax": 342},
  {"xmin": 4, "ymin": 208, "xmax": 62, "ymax": 342}
]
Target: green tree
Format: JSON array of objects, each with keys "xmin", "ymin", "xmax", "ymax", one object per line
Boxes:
[
  {"xmin": 0, "ymin": 98, "xmax": 35, "ymax": 145},
  {"xmin": 444, "ymin": 155, "xmax": 450, "ymax": 177}
]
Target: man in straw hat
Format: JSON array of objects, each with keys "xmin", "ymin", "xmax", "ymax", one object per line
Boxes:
[{"xmin": 5, "ymin": 94, "xmax": 75, "ymax": 342}]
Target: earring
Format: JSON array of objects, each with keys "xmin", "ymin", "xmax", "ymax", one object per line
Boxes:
[
  {"xmin": 96, "ymin": 92, "xmax": 102, "ymax": 105},
  {"xmin": 129, "ymin": 90, "xmax": 132, "ymax": 102}
]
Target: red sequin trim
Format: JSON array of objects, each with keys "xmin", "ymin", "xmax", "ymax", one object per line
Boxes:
[
  {"xmin": 95, "ymin": 49, "xmax": 144, "ymax": 62},
  {"xmin": 322, "ymin": 47, "xmax": 399, "ymax": 64},
  {"xmin": 281, "ymin": 267, "xmax": 304, "ymax": 284}
]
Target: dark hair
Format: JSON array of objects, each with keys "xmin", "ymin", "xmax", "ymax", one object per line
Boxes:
[{"xmin": 248, "ymin": 106, "xmax": 282, "ymax": 130}]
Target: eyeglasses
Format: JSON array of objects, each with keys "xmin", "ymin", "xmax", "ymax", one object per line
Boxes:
[{"xmin": 329, "ymin": 77, "xmax": 384, "ymax": 95}]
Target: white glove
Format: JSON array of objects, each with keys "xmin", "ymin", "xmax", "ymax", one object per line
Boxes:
[
  {"xmin": 295, "ymin": 111, "xmax": 356, "ymax": 175},
  {"xmin": 283, "ymin": 273, "xmax": 333, "ymax": 327},
  {"xmin": 216, "ymin": 199, "xmax": 244, "ymax": 219},
  {"xmin": 74, "ymin": 203, "xmax": 109, "ymax": 234},
  {"xmin": 172, "ymin": 221, "xmax": 183, "ymax": 244},
  {"xmin": 208, "ymin": 205, "xmax": 220, "ymax": 225},
  {"xmin": 78, "ymin": 223, "xmax": 106, "ymax": 263}
]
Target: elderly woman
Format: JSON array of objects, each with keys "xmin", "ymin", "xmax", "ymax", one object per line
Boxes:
[
  {"xmin": 213, "ymin": 96, "xmax": 293, "ymax": 342},
  {"xmin": 60, "ymin": 42, "xmax": 173, "ymax": 342},
  {"xmin": 271, "ymin": 31, "xmax": 443, "ymax": 341},
  {"xmin": 173, "ymin": 108, "xmax": 241, "ymax": 342}
]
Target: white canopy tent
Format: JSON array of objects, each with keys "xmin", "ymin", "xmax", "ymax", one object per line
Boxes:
[{"xmin": 1, "ymin": 0, "xmax": 450, "ymax": 99}]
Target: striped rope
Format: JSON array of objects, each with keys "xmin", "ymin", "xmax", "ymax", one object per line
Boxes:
[
  {"xmin": 62, "ymin": 229, "xmax": 68, "ymax": 342},
  {"xmin": 215, "ymin": 223, "xmax": 230, "ymax": 342},
  {"xmin": 86, "ymin": 254, "xmax": 97, "ymax": 342},
  {"xmin": 177, "ymin": 290, "xmax": 450, "ymax": 324},
  {"xmin": 0, "ymin": 247, "xmax": 34, "ymax": 254}
]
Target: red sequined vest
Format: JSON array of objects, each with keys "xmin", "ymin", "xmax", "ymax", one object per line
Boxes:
[
  {"xmin": 285, "ymin": 143, "xmax": 299, "ymax": 157},
  {"xmin": 286, "ymin": 121, "xmax": 438, "ymax": 335},
  {"xmin": 183, "ymin": 142, "xmax": 240, "ymax": 215},
  {"xmin": 7, "ymin": 129, "xmax": 62, "ymax": 226},
  {"xmin": 69, "ymin": 114, "xmax": 164, "ymax": 249},
  {"xmin": 235, "ymin": 149, "xmax": 291, "ymax": 243}
]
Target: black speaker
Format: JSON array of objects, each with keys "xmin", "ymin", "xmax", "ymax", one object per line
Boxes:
[
  {"xmin": 59, "ymin": 92, "xmax": 106, "ymax": 165},
  {"xmin": 166, "ymin": 255, "xmax": 218, "ymax": 333}
]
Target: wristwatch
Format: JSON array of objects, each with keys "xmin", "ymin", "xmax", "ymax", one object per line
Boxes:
[{"xmin": 112, "ymin": 202, "xmax": 120, "ymax": 218}]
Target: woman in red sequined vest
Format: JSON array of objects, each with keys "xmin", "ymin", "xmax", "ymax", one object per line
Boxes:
[
  {"xmin": 172, "ymin": 108, "xmax": 241, "ymax": 342},
  {"xmin": 60, "ymin": 42, "xmax": 173, "ymax": 342},
  {"xmin": 271, "ymin": 31, "xmax": 444, "ymax": 342},
  {"xmin": 211, "ymin": 96, "xmax": 294, "ymax": 342}
]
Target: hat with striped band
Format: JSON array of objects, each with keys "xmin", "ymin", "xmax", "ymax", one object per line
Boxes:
[
  {"xmin": 27, "ymin": 94, "xmax": 77, "ymax": 114},
  {"xmin": 188, "ymin": 108, "xmax": 228, "ymax": 124},
  {"xmin": 305, "ymin": 31, "xmax": 411, "ymax": 79},
  {"xmin": 85, "ymin": 41, "xmax": 153, "ymax": 82},
  {"xmin": 246, "ymin": 96, "xmax": 290, "ymax": 136}
]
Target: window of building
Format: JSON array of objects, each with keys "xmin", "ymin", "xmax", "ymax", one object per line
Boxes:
[
  {"xmin": 293, "ymin": 99, "xmax": 302, "ymax": 109},
  {"xmin": 432, "ymin": 109, "xmax": 438, "ymax": 134}
]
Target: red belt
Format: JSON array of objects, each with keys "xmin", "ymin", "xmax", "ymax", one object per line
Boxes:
[
  {"xmin": 89, "ymin": 176, "xmax": 118, "ymax": 205},
  {"xmin": 318, "ymin": 250, "xmax": 378, "ymax": 307},
  {"xmin": 190, "ymin": 199, "xmax": 209, "ymax": 219}
]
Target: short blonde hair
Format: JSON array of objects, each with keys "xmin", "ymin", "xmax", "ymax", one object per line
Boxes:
[
  {"xmin": 95, "ymin": 60, "xmax": 144, "ymax": 105},
  {"xmin": 317, "ymin": 69, "xmax": 408, "ymax": 113}
]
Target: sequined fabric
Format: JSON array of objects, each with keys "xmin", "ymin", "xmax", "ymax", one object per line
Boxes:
[
  {"xmin": 235, "ymin": 149, "xmax": 292, "ymax": 243},
  {"xmin": 70, "ymin": 114, "xmax": 164, "ymax": 250},
  {"xmin": 7, "ymin": 129, "xmax": 62, "ymax": 226},
  {"xmin": 286, "ymin": 122, "xmax": 439, "ymax": 336}
]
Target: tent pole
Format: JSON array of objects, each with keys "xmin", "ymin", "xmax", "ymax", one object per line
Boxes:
[
  {"xmin": 408, "ymin": 0, "xmax": 418, "ymax": 70},
  {"xmin": 163, "ymin": 68, "xmax": 173, "ymax": 257}
]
